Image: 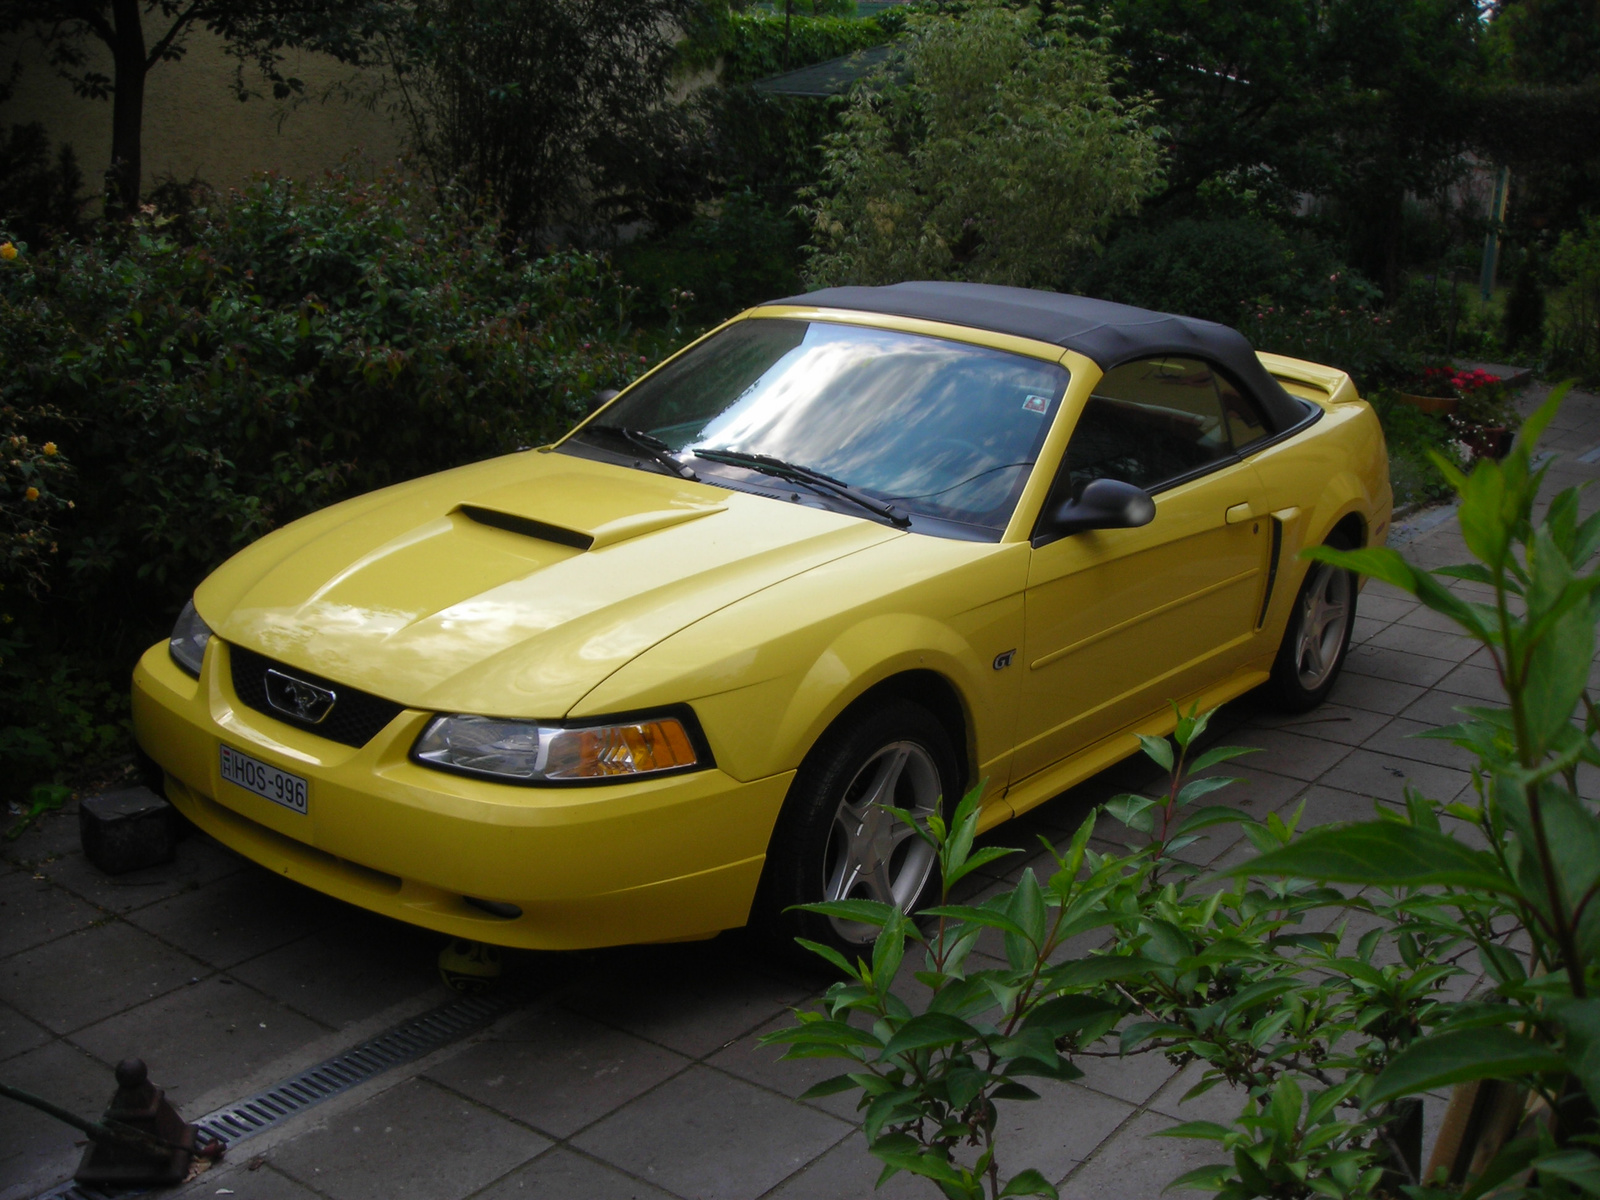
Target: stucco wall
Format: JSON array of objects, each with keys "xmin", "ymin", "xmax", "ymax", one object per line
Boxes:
[{"xmin": 3, "ymin": 26, "xmax": 405, "ymax": 195}]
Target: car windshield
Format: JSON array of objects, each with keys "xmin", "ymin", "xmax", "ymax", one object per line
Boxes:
[{"xmin": 566, "ymin": 318, "xmax": 1070, "ymax": 536}]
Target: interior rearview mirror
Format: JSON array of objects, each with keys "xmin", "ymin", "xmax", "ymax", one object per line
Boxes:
[
  {"xmin": 588, "ymin": 388, "xmax": 620, "ymax": 414},
  {"xmin": 1044, "ymin": 478, "xmax": 1156, "ymax": 539}
]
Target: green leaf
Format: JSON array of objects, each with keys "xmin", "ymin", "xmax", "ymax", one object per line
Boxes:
[
  {"xmin": 1106, "ymin": 793, "xmax": 1158, "ymax": 833},
  {"xmin": 999, "ymin": 1168, "xmax": 1058, "ymax": 1198},
  {"xmin": 799, "ymin": 1074, "xmax": 862, "ymax": 1100},
  {"xmin": 945, "ymin": 844, "xmax": 1021, "ymax": 890},
  {"xmin": 1175, "ymin": 775, "xmax": 1242, "ymax": 807},
  {"xmin": 1236, "ymin": 821, "xmax": 1514, "ymax": 894},
  {"xmin": 1174, "ymin": 805, "xmax": 1253, "ymax": 837},
  {"xmin": 1531, "ymin": 1150, "xmax": 1600, "ymax": 1196},
  {"xmin": 1156, "ymin": 1121, "xmax": 1232, "ymax": 1140},
  {"xmin": 1369, "ymin": 1027, "xmax": 1565, "ymax": 1103},
  {"xmin": 1163, "ymin": 1164, "xmax": 1233, "ymax": 1192},
  {"xmin": 879, "ymin": 1012, "xmax": 983, "ymax": 1060},
  {"xmin": 796, "ymin": 898, "xmax": 898, "ymax": 926},
  {"xmin": 1188, "ymin": 744, "xmax": 1261, "ymax": 773},
  {"xmin": 1138, "ymin": 732, "xmax": 1175, "ymax": 772}
]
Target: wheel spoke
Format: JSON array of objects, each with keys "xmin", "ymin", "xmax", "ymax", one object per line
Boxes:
[
  {"xmin": 863, "ymin": 746, "xmax": 910, "ymax": 810},
  {"xmin": 1300, "ymin": 632, "xmax": 1325, "ymax": 677},
  {"xmin": 865, "ymin": 862, "xmax": 897, "ymax": 905},
  {"xmin": 830, "ymin": 857, "xmax": 864, "ymax": 902}
]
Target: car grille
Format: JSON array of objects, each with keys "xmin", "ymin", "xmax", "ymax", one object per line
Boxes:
[{"xmin": 229, "ymin": 644, "xmax": 406, "ymax": 748}]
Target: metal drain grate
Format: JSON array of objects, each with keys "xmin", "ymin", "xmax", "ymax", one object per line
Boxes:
[{"xmin": 30, "ymin": 989, "xmax": 518, "ymax": 1200}]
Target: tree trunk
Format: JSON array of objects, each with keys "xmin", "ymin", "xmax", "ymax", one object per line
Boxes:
[{"xmin": 107, "ymin": 0, "xmax": 148, "ymax": 214}]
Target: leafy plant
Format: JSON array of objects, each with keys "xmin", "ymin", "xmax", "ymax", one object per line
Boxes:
[
  {"xmin": 770, "ymin": 384, "xmax": 1597, "ymax": 1198},
  {"xmin": 801, "ymin": 2, "xmax": 1164, "ymax": 288}
]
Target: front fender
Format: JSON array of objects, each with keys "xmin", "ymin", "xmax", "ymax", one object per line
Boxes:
[{"xmin": 570, "ymin": 537, "xmax": 1030, "ymax": 783}]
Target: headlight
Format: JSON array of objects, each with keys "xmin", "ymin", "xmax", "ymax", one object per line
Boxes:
[
  {"xmin": 412, "ymin": 711, "xmax": 704, "ymax": 784},
  {"xmin": 169, "ymin": 599, "xmax": 214, "ymax": 677}
]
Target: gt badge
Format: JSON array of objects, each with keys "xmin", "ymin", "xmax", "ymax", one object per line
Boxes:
[{"xmin": 992, "ymin": 650, "xmax": 1016, "ymax": 670}]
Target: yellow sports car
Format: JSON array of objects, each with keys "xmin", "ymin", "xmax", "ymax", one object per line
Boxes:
[{"xmin": 132, "ymin": 283, "xmax": 1391, "ymax": 953}]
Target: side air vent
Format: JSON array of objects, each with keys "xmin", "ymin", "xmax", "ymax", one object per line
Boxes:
[
  {"xmin": 1257, "ymin": 516, "xmax": 1285, "ymax": 629},
  {"xmin": 457, "ymin": 504, "xmax": 593, "ymax": 550}
]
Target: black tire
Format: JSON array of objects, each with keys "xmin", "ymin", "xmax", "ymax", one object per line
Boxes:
[
  {"xmin": 1265, "ymin": 534, "xmax": 1359, "ymax": 713},
  {"xmin": 753, "ymin": 699, "xmax": 960, "ymax": 958}
]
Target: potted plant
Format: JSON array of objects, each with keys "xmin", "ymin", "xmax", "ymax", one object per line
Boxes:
[
  {"xmin": 1449, "ymin": 368, "xmax": 1519, "ymax": 460},
  {"xmin": 1397, "ymin": 365, "xmax": 1461, "ymax": 415}
]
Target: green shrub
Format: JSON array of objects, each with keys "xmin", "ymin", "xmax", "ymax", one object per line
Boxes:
[
  {"xmin": 1502, "ymin": 249, "xmax": 1548, "ymax": 357},
  {"xmin": 0, "ymin": 168, "xmax": 655, "ymax": 801},
  {"xmin": 1550, "ymin": 215, "xmax": 1600, "ymax": 381},
  {"xmin": 801, "ymin": 4, "xmax": 1163, "ymax": 289},
  {"xmin": 616, "ymin": 189, "xmax": 805, "ymax": 325},
  {"xmin": 683, "ymin": 9, "xmax": 894, "ymax": 84},
  {"xmin": 1077, "ymin": 218, "xmax": 1356, "ymax": 328}
]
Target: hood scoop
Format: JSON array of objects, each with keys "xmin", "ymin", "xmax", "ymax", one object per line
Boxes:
[
  {"xmin": 459, "ymin": 472, "xmax": 727, "ymax": 551},
  {"xmin": 457, "ymin": 505, "xmax": 594, "ymax": 550}
]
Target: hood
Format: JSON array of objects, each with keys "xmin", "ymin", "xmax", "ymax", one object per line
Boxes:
[{"xmin": 197, "ymin": 451, "xmax": 900, "ymax": 716}]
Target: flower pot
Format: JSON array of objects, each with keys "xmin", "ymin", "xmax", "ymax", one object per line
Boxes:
[
  {"xmin": 1397, "ymin": 391, "xmax": 1459, "ymax": 416},
  {"xmin": 1463, "ymin": 426, "xmax": 1514, "ymax": 460}
]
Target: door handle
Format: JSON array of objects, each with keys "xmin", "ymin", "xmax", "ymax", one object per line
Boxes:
[{"xmin": 1225, "ymin": 502, "xmax": 1254, "ymax": 525}]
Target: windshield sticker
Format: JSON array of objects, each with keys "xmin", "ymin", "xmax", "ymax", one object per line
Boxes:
[{"xmin": 1022, "ymin": 395, "xmax": 1050, "ymax": 414}]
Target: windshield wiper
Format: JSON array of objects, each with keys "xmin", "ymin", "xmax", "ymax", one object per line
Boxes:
[
  {"xmin": 581, "ymin": 424, "xmax": 698, "ymax": 481},
  {"xmin": 692, "ymin": 448, "xmax": 910, "ymax": 528}
]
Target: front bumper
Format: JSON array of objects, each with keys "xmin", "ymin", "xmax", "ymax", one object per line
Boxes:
[{"xmin": 131, "ymin": 640, "xmax": 792, "ymax": 949}]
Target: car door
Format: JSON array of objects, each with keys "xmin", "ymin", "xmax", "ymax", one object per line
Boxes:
[{"xmin": 1010, "ymin": 356, "xmax": 1272, "ymax": 783}]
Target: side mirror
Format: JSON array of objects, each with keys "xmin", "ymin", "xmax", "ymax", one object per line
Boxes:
[
  {"xmin": 1044, "ymin": 478, "xmax": 1156, "ymax": 539},
  {"xmin": 588, "ymin": 388, "xmax": 620, "ymax": 414}
]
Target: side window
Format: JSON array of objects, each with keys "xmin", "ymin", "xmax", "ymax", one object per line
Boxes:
[
  {"xmin": 1063, "ymin": 357, "xmax": 1236, "ymax": 496},
  {"xmin": 1215, "ymin": 372, "xmax": 1269, "ymax": 450}
]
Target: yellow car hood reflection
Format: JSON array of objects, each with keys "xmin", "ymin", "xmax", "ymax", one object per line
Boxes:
[{"xmin": 196, "ymin": 450, "xmax": 901, "ymax": 716}]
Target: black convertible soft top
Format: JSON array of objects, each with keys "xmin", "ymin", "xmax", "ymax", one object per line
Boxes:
[{"xmin": 772, "ymin": 281, "xmax": 1314, "ymax": 433}]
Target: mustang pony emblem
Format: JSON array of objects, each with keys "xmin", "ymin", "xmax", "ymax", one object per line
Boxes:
[{"xmin": 264, "ymin": 669, "xmax": 337, "ymax": 724}]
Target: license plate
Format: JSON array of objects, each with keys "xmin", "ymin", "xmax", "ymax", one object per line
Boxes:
[{"xmin": 219, "ymin": 744, "xmax": 308, "ymax": 815}]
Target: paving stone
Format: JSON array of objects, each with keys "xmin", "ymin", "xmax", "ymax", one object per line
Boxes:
[
  {"xmin": 0, "ymin": 870, "xmax": 102, "ymax": 959},
  {"xmin": 985, "ymin": 1080, "xmax": 1138, "ymax": 1184},
  {"xmin": 1318, "ymin": 749, "xmax": 1472, "ymax": 806},
  {"xmin": 762, "ymin": 1131, "xmax": 933, "ymax": 1200},
  {"xmin": 269, "ymin": 1077, "xmax": 550, "ymax": 1200},
  {"xmin": 0, "ymin": 920, "xmax": 205, "ymax": 1034},
  {"xmin": 424, "ymin": 1006, "xmax": 691, "ymax": 1137},
  {"xmin": 0, "ymin": 999, "xmax": 50, "ymax": 1062},
  {"xmin": 1344, "ymin": 645, "xmax": 1457, "ymax": 687},
  {"xmin": 72, "ymin": 974, "xmax": 328, "ymax": 1104},
  {"xmin": 173, "ymin": 1161, "xmax": 327, "ymax": 1200},
  {"xmin": 1396, "ymin": 604, "xmax": 1474, "ymax": 634},
  {"xmin": 1399, "ymin": 689, "xmax": 1489, "ymax": 729},
  {"xmin": 1149, "ymin": 1058, "xmax": 1255, "ymax": 1125},
  {"xmin": 707, "ymin": 1012, "xmax": 866, "ymax": 1121},
  {"xmin": 0, "ymin": 803, "xmax": 83, "ymax": 868},
  {"xmin": 1327, "ymin": 672, "xmax": 1426, "ymax": 715},
  {"xmin": 1251, "ymin": 704, "xmax": 1391, "ymax": 747},
  {"xmin": 0, "ymin": 1039, "xmax": 113, "ymax": 1200},
  {"xmin": 1361, "ymin": 716, "xmax": 1478, "ymax": 771},
  {"xmin": 1070, "ymin": 1045, "xmax": 1182, "ymax": 1107},
  {"xmin": 1060, "ymin": 1109, "xmax": 1222, "ymax": 1198},
  {"xmin": 1350, "ymin": 615, "xmax": 1388, "ymax": 645},
  {"xmin": 39, "ymin": 832, "xmax": 244, "ymax": 915},
  {"xmin": 229, "ymin": 910, "xmax": 447, "ymax": 1029},
  {"xmin": 1284, "ymin": 784, "xmax": 1394, "ymax": 828},
  {"xmin": 472, "ymin": 1148, "xmax": 676, "ymax": 1200},
  {"xmin": 1364, "ymin": 624, "xmax": 1480, "ymax": 664},
  {"xmin": 561, "ymin": 942, "xmax": 811, "ymax": 1058},
  {"xmin": 1435, "ymin": 662, "xmax": 1508, "ymax": 702},
  {"xmin": 1216, "ymin": 728, "xmax": 1351, "ymax": 782},
  {"xmin": 571, "ymin": 1065, "xmax": 850, "ymax": 1200},
  {"xmin": 1352, "ymin": 593, "xmax": 1418, "ymax": 624},
  {"xmin": 127, "ymin": 865, "xmax": 348, "ymax": 970}
]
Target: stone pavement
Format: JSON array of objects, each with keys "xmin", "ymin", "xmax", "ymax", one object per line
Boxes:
[{"xmin": 4, "ymin": 379, "xmax": 1599, "ymax": 1200}]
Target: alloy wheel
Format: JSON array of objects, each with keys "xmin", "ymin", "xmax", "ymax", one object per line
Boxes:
[{"xmin": 821, "ymin": 740, "xmax": 941, "ymax": 942}]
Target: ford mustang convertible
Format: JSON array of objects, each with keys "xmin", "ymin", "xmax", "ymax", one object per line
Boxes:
[{"xmin": 132, "ymin": 283, "xmax": 1391, "ymax": 953}]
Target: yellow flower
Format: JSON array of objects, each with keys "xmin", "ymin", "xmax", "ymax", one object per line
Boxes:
[
  {"xmin": 0, "ymin": 242, "xmax": 16, "ymax": 261},
  {"xmin": 24, "ymin": 486, "xmax": 39, "ymax": 501},
  {"xmin": 42, "ymin": 442, "xmax": 57, "ymax": 456}
]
